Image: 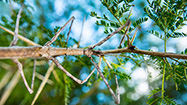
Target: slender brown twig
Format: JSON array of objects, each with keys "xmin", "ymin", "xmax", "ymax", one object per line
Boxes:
[
  {"xmin": 119, "ymin": 20, "xmax": 131, "ymax": 48},
  {"xmin": 66, "ymin": 17, "xmax": 75, "ymax": 44},
  {"xmin": 78, "ymin": 15, "xmax": 86, "ymax": 48},
  {"xmin": 31, "ymin": 58, "xmax": 36, "ymax": 89},
  {"xmin": 131, "ymin": 28, "xmax": 138, "ymax": 45},
  {"xmin": 102, "ymin": 56, "xmax": 120, "ymax": 104},
  {"xmin": 0, "ymin": 25, "xmax": 40, "ymax": 46},
  {"xmin": 0, "ymin": 72, "xmax": 20, "ymax": 105},
  {"xmin": 31, "ymin": 62, "xmax": 55, "ymax": 105},
  {"xmin": 89, "ymin": 56, "xmax": 120, "ymax": 104},
  {"xmin": 45, "ymin": 17, "xmax": 75, "ymax": 46},
  {"xmin": 91, "ymin": 20, "xmax": 130, "ymax": 49}
]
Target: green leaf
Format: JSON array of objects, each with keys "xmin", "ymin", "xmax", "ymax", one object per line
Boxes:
[
  {"xmin": 104, "ymin": 29, "xmax": 109, "ymax": 34},
  {"xmin": 169, "ymin": 32, "xmax": 187, "ymax": 38},
  {"xmin": 124, "ymin": 0, "xmax": 134, "ymax": 3},
  {"xmin": 147, "ymin": 97, "xmax": 161, "ymax": 105},
  {"xmin": 103, "ymin": 14, "xmax": 108, "ymax": 20},
  {"xmin": 1, "ymin": 16, "xmax": 8, "ymax": 23},
  {"xmin": 110, "ymin": 62, "xmax": 127, "ymax": 70},
  {"xmin": 109, "ymin": 28, "xmax": 113, "ymax": 32},
  {"xmin": 163, "ymin": 96, "xmax": 177, "ymax": 105},
  {"xmin": 110, "ymin": 70, "xmax": 131, "ymax": 80},
  {"xmin": 132, "ymin": 17, "xmax": 148, "ymax": 28},
  {"xmin": 90, "ymin": 11, "xmax": 97, "ymax": 17},
  {"xmin": 185, "ymin": 48, "xmax": 187, "ymax": 54},
  {"xmin": 148, "ymin": 88, "xmax": 161, "ymax": 98},
  {"xmin": 110, "ymin": 22, "xmax": 116, "ymax": 27},
  {"xmin": 148, "ymin": 30, "xmax": 164, "ymax": 40},
  {"xmin": 101, "ymin": 20, "xmax": 106, "ymax": 25}
]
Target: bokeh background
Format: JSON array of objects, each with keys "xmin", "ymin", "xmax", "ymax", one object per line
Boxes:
[{"xmin": 0, "ymin": 0, "xmax": 187, "ymax": 105}]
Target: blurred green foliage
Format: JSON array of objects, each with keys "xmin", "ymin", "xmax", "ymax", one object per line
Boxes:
[{"xmin": 0, "ymin": 0, "xmax": 187, "ymax": 105}]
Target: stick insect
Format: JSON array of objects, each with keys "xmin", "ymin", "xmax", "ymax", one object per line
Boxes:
[{"xmin": 0, "ymin": 5, "xmax": 134, "ymax": 104}]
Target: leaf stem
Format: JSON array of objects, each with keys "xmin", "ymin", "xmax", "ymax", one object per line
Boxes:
[{"xmin": 161, "ymin": 62, "xmax": 166, "ymax": 100}]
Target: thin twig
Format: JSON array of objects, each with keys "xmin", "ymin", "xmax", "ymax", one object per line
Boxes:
[
  {"xmin": 45, "ymin": 17, "xmax": 75, "ymax": 46},
  {"xmin": 102, "ymin": 56, "xmax": 120, "ymax": 103},
  {"xmin": 96, "ymin": 56, "xmax": 102, "ymax": 79},
  {"xmin": 89, "ymin": 56, "xmax": 120, "ymax": 104},
  {"xmin": 131, "ymin": 28, "xmax": 138, "ymax": 45},
  {"xmin": 0, "ymin": 71, "xmax": 20, "ymax": 105},
  {"xmin": 31, "ymin": 58, "xmax": 36, "ymax": 89},
  {"xmin": 0, "ymin": 25, "xmax": 39, "ymax": 46},
  {"xmin": 78, "ymin": 15, "xmax": 86, "ymax": 48},
  {"xmin": 31, "ymin": 62, "xmax": 55, "ymax": 105},
  {"xmin": 101, "ymin": 48, "xmax": 187, "ymax": 60},
  {"xmin": 102, "ymin": 56, "xmax": 113, "ymax": 69},
  {"xmin": 169, "ymin": 58, "xmax": 187, "ymax": 67},
  {"xmin": 119, "ymin": 20, "xmax": 131, "ymax": 48},
  {"xmin": 35, "ymin": 72, "xmax": 54, "ymax": 85},
  {"xmin": 66, "ymin": 17, "xmax": 75, "ymax": 44},
  {"xmin": 115, "ymin": 74, "xmax": 120, "ymax": 104},
  {"xmin": 0, "ymin": 71, "xmax": 13, "ymax": 90},
  {"xmin": 91, "ymin": 20, "xmax": 130, "ymax": 49}
]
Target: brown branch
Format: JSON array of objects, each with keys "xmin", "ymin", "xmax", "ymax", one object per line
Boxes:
[{"xmin": 102, "ymin": 48, "xmax": 187, "ymax": 60}]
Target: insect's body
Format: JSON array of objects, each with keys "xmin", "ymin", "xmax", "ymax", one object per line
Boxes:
[{"xmin": 0, "ymin": 46, "xmax": 86, "ymax": 59}]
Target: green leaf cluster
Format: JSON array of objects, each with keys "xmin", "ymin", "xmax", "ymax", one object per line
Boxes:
[
  {"xmin": 166, "ymin": 61, "xmax": 187, "ymax": 87},
  {"xmin": 145, "ymin": 0, "xmax": 187, "ymax": 39},
  {"xmin": 91, "ymin": 0, "xmax": 148, "ymax": 47},
  {"xmin": 148, "ymin": 88, "xmax": 177, "ymax": 105}
]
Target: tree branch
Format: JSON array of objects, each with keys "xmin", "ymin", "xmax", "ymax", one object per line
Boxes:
[{"xmin": 102, "ymin": 48, "xmax": 187, "ymax": 60}]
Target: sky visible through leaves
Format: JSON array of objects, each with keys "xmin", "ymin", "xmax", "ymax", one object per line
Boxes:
[{"xmin": 0, "ymin": 0, "xmax": 187, "ymax": 105}]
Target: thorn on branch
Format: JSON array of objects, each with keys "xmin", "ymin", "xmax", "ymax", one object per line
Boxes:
[{"xmin": 128, "ymin": 45, "xmax": 136, "ymax": 50}]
